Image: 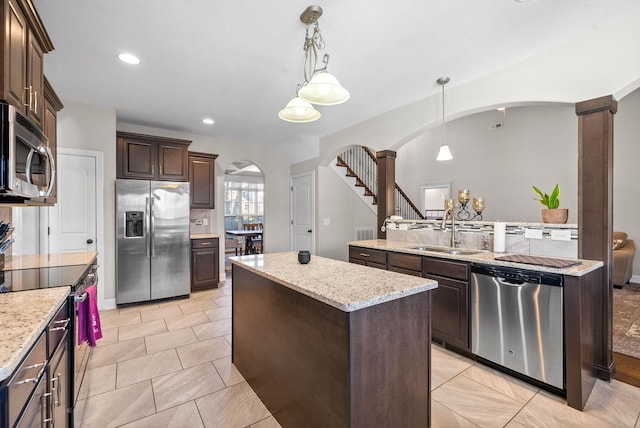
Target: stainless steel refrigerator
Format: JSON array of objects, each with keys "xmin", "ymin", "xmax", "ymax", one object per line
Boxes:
[{"xmin": 116, "ymin": 179, "xmax": 190, "ymax": 304}]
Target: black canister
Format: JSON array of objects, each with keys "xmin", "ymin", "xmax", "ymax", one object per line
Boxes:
[{"xmin": 298, "ymin": 250, "xmax": 311, "ymax": 264}]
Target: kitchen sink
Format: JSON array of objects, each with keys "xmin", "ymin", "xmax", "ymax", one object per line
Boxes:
[{"xmin": 407, "ymin": 245, "xmax": 480, "ymax": 255}]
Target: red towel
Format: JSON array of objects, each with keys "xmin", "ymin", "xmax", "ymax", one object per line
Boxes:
[{"xmin": 77, "ymin": 285, "xmax": 103, "ymax": 347}]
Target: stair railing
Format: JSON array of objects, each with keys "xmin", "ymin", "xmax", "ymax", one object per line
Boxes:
[{"xmin": 336, "ymin": 146, "xmax": 425, "ymax": 220}]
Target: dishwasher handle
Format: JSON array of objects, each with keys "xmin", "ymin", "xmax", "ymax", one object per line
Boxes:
[{"xmin": 497, "ymin": 276, "xmax": 527, "ymax": 286}]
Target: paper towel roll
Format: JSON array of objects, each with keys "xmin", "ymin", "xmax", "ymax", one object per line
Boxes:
[{"xmin": 494, "ymin": 221, "xmax": 506, "ymax": 253}]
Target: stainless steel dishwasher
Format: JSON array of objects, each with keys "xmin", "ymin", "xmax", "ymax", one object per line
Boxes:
[{"xmin": 470, "ymin": 263, "xmax": 564, "ymax": 390}]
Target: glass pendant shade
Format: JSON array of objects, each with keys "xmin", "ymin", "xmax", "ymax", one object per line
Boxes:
[
  {"xmin": 298, "ymin": 71, "xmax": 350, "ymax": 106},
  {"xmin": 278, "ymin": 96, "xmax": 321, "ymax": 123},
  {"xmin": 436, "ymin": 144, "xmax": 453, "ymax": 161}
]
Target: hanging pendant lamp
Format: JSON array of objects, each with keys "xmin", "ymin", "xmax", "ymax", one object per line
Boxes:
[
  {"xmin": 278, "ymin": 5, "xmax": 349, "ymax": 122},
  {"xmin": 436, "ymin": 77, "xmax": 453, "ymax": 161}
]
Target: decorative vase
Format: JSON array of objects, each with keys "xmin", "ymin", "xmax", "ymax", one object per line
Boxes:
[{"xmin": 541, "ymin": 208, "xmax": 568, "ymax": 224}]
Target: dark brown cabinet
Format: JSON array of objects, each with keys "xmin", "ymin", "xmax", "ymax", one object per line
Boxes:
[
  {"xmin": 348, "ymin": 246, "xmax": 387, "ymax": 270},
  {"xmin": 388, "ymin": 252, "xmax": 422, "ymax": 276},
  {"xmin": 1, "ymin": 299, "xmax": 71, "ymax": 427},
  {"xmin": 116, "ymin": 132, "xmax": 191, "ymax": 181},
  {"xmin": 1, "ymin": 0, "xmax": 54, "ymax": 129},
  {"xmin": 423, "ymin": 257, "xmax": 470, "ymax": 352},
  {"xmin": 348, "ymin": 245, "xmax": 470, "ymax": 352},
  {"xmin": 191, "ymin": 237, "xmax": 220, "ymax": 291},
  {"xmin": 189, "ymin": 152, "xmax": 217, "ymax": 209},
  {"xmin": 34, "ymin": 76, "xmax": 63, "ymax": 206}
]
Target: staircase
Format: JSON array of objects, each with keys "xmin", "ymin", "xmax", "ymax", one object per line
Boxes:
[{"xmin": 334, "ymin": 146, "xmax": 425, "ymax": 220}]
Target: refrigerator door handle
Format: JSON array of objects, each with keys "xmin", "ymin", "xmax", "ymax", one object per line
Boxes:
[
  {"xmin": 145, "ymin": 197, "xmax": 151, "ymax": 258},
  {"xmin": 150, "ymin": 196, "xmax": 155, "ymax": 257}
]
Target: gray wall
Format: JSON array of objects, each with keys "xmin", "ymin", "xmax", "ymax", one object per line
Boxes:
[
  {"xmin": 307, "ymin": 88, "xmax": 640, "ymax": 281},
  {"xmin": 395, "ymin": 104, "xmax": 578, "ymax": 223}
]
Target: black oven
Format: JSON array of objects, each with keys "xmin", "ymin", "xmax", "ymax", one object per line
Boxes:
[
  {"xmin": 0, "ymin": 101, "xmax": 55, "ymax": 199},
  {"xmin": 0, "ymin": 261, "xmax": 98, "ymax": 427}
]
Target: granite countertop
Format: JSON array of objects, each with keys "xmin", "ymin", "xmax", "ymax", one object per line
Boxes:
[
  {"xmin": 4, "ymin": 251, "xmax": 98, "ymax": 271},
  {"xmin": 231, "ymin": 252, "xmax": 437, "ymax": 312},
  {"xmin": 349, "ymin": 239, "xmax": 603, "ymax": 276},
  {"xmin": 190, "ymin": 233, "xmax": 219, "ymax": 239},
  {"xmin": 0, "ymin": 287, "xmax": 69, "ymax": 381}
]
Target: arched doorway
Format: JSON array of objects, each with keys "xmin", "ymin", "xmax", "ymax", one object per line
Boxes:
[{"xmin": 223, "ymin": 161, "xmax": 264, "ymax": 270}]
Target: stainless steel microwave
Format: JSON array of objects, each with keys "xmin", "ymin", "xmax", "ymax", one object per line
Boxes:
[{"xmin": 0, "ymin": 102, "xmax": 55, "ymax": 199}]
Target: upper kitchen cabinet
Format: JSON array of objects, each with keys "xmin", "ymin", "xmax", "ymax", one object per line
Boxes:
[
  {"xmin": 40, "ymin": 76, "xmax": 62, "ymax": 205},
  {"xmin": 189, "ymin": 151, "xmax": 217, "ymax": 209},
  {"xmin": 116, "ymin": 132, "xmax": 191, "ymax": 181},
  {"xmin": 1, "ymin": 0, "xmax": 54, "ymax": 130}
]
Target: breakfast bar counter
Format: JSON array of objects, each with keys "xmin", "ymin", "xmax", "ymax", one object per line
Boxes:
[{"xmin": 231, "ymin": 252, "xmax": 437, "ymax": 428}]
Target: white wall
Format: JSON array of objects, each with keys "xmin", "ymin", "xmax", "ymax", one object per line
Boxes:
[
  {"xmin": 316, "ymin": 165, "xmax": 376, "ymax": 261},
  {"xmin": 57, "ymin": 101, "xmax": 117, "ymax": 302}
]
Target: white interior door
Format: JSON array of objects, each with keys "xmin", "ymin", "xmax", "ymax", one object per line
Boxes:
[
  {"xmin": 291, "ymin": 172, "xmax": 315, "ymax": 253},
  {"xmin": 49, "ymin": 152, "xmax": 97, "ymax": 253}
]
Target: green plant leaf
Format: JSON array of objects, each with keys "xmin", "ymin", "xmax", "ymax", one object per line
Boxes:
[{"xmin": 532, "ymin": 184, "xmax": 561, "ymax": 209}]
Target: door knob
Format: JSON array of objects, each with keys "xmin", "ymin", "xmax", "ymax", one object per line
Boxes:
[{"xmin": 87, "ymin": 239, "xmax": 94, "ymax": 244}]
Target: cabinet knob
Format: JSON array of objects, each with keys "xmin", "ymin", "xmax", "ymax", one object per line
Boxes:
[{"xmin": 87, "ymin": 239, "xmax": 94, "ymax": 244}]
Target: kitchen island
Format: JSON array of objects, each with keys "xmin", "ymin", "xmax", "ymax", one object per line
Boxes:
[
  {"xmin": 349, "ymin": 239, "xmax": 605, "ymax": 411},
  {"xmin": 231, "ymin": 252, "xmax": 438, "ymax": 428}
]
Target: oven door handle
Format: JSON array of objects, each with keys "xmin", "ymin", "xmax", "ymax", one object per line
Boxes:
[{"xmin": 74, "ymin": 292, "xmax": 88, "ymax": 303}]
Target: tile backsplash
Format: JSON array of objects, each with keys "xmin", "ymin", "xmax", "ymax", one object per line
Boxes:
[{"xmin": 190, "ymin": 209, "xmax": 211, "ymax": 234}]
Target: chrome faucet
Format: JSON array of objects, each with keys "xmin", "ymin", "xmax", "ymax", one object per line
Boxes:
[{"xmin": 441, "ymin": 208, "xmax": 459, "ymax": 248}]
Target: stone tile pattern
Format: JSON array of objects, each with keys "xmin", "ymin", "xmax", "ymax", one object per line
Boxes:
[
  {"xmin": 0, "ymin": 287, "xmax": 70, "ymax": 380},
  {"xmin": 77, "ymin": 277, "xmax": 640, "ymax": 428},
  {"xmin": 231, "ymin": 252, "xmax": 437, "ymax": 312},
  {"xmin": 614, "ymin": 283, "xmax": 640, "ymax": 359}
]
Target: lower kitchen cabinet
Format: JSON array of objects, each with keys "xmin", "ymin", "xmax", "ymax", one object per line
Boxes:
[
  {"xmin": 388, "ymin": 252, "xmax": 422, "ymax": 276},
  {"xmin": 348, "ymin": 245, "xmax": 470, "ymax": 352},
  {"xmin": 191, "ymin": 238, "xmax": 220, "ymax": 291},
  {"xmin": 0, "ymin": 299, "xmax": 71, "ymax": 427},
  {"xmin": 424, "ymin": 257, "xmax": 470, "ymax": 352},
  {"xmin": 348, "ymin": 246, "xmax": 387, "ymax": 270}
]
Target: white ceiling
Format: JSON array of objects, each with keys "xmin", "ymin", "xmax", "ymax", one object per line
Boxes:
[{"xmin": 34, "ymin": 0, "xmax": 640, "ymax": 155}]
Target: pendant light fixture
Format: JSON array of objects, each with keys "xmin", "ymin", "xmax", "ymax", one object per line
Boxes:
[
  {"xmin": 436, "ymin": 77, "xmax": 453, "ymax": 161},
  {"xmin": 278, "ymin": 5, "xmax": 349, "ymax": 123}
]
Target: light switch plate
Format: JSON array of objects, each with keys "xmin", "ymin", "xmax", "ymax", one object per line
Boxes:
[
  {"xmin": 524, "ymin": 228, "xmax": 543, "ymax": 239},
  {"xmin": 550, "ymin": 229, "xmax": 572, "ymax": 241}
]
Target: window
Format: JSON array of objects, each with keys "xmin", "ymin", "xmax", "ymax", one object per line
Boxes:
[{"xmin": 224, "ymin": 179, "xmax": 264, "ymax": 230}]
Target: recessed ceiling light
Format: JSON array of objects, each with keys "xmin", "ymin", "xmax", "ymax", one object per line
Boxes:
[
  {"xmin": 514, "ymin": 0, "xmax": 531, "ymax": 2},
  {"xmin": 118, "ymin": 53, "xmax": 140, "ymax": 65},
  {"xmin": 202, "ymin": 118, "xmax": 215, "ymax": 125}
]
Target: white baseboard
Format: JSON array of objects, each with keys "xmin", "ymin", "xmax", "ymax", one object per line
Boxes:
[
  {"xmin": 101, "ymin": 298, "xmax": 117, "ymax": 311},
  {"xmin": 630, "ymin": 274, "xmax": 640, "ymax": 285}
]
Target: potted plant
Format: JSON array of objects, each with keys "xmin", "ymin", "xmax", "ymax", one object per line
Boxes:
[{"xmin": 533, "ymin": 184, "xmax": 568, "ymax": 224}]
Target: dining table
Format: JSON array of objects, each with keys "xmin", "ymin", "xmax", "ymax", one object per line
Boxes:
[{"xmin": 226, "ymin": 229, "xmax": 263, "ymax": 255}]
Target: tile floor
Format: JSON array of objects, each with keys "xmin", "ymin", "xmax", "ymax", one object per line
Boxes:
[{"xmin": 78, "ymin": 278, "xmax": 640, "ymax": 428}]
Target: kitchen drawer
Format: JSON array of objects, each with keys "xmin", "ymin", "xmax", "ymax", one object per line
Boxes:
[
  {"xmin": 7, "ymin": 331, "xmax": 47, "ymax": 427},
  {"xmin": 192, "ymin": 238, "xmax": 219, "ymax": 249},
  {"xmin": 48, "ymin": 299, "xmax": 70, "ymax": 357},
  {"xmin": 424, "ymin": 257, "xmax": 468, "ymax": 281},
  {"xmin": 349, "ymin": 246, "xmax": 387, "ymax": 266},
  {"xmin": 388, "ymin": 252, "xmax": 422, "ymax": 273}
]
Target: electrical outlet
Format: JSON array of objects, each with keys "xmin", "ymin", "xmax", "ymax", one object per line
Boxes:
[
  {"xmin": 202, "ymin": 218, "xmax": 208, "ymax": 226},
  {"xmin": 323, "ymin": 218, "xmax": 330, "ymax": 226}
]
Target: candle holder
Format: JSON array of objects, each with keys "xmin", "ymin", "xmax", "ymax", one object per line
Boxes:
[{"xmin": 448, "ymin": 190, "xmax": 485, "ymax": 220}]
